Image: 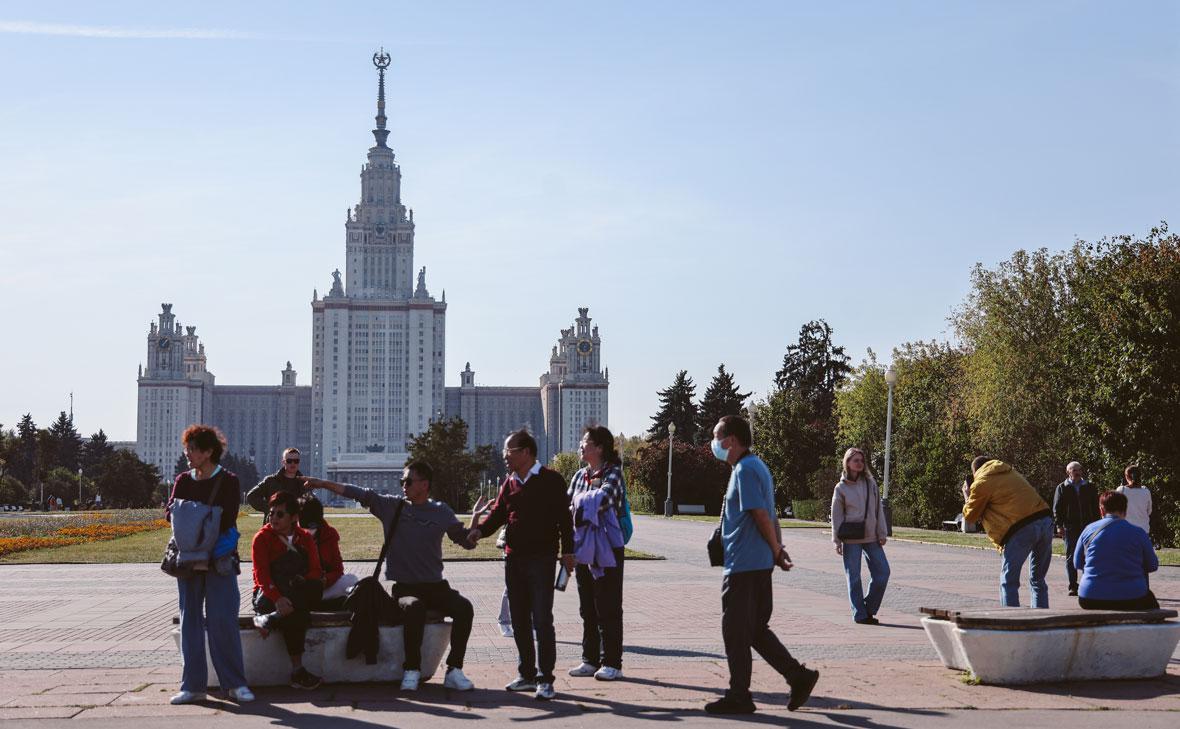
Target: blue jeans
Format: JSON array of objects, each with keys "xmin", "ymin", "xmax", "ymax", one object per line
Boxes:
[
  {"xmin": 178, "ymin": 570, "xmax": 247, "ymax": 692},
  {"xmin": 1000, "ymin": 516, "xmax": 1053, "ymax": 608},
  {"xmin": 842, "ymin": 542, "xmax": 890, "ymax": 621},
  {"xmin": 504, "ymin": 553, "xmax": 557, "ymax": 684}
]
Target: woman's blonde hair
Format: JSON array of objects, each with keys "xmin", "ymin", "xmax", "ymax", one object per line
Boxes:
[{"xmin": 841, "ymin": 447, "xmax": 875, "ymax": 483}]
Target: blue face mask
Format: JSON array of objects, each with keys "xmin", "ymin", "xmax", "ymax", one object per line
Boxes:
[{"xmin": 711, "ymin": 438, "xmax": 729, "ymax": 461}]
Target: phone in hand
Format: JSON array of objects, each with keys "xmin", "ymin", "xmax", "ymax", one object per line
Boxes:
[{"xmin": 555, "ymin": 564, "xmax": 570, "ymax": 592}]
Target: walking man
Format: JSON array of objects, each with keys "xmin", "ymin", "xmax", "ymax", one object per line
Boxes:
[
  {"xmin": 468, "ymin": 429, "xmax": 574, "ymax": 701},
  {"xmin": 963, "ymin": 456, "xmax": 1054, "ymax": 607},
  {"xmin": 1052, "ymin": 461, "xmax": 1100, "ymax": 596},
  {"xmin": 247, "ymin": 447, "xmax": 305, "ymax": 517},
  {"xmin": 306, "ymin": 461, "xmax": 477, "ymax": 692},
  {"xmin": 707, "ymin": 415, "xmax": 819, "ymax": 715}
]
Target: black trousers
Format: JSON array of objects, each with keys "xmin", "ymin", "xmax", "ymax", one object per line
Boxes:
[
  {"xmin": 1079, "ymin": 591, "xmax": 1159, "ymax": 611},
  {"xmin": 505, "ymin": 553, "xmax": 557, "ymax": 683},
  {"xmin": 392, "ymin": 580, "xmax": 473, "ymax": 671},
  {"xmin": 721, "ymin": 569, "xmax": 803, "ymax": 700},
  {"xmin": 575, "ymin": 547, "xmax": 624, "ymax": 669},
  {"xmin": 253, "ymin": 579, "xmax": 322, "ymax": 657}
]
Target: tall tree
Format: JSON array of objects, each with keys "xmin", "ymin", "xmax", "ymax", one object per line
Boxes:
[
  {"xmin": 774, "ymin": 320, "xmax": 852, "ymax": 414},
  {"xmin": 222, "ymin": 452, "xmax": 260, "ymax": 498},
  {"xmin": 648, "ymin": 370, "xmax": 699, "ymax": 443},
  {"xmin": 80, "ymin": 430, "xmax": 114, "ymax": 478},
  {"xmin": 407, "ymin": 417, "xmax": 487, "ymax": 512},
  {"xmin": 95, "ymin": 450, "xmax": 161, "ymax": 508},
  {"xmin": 695, "ymin": 365, "xmax": 751, "ymax": 443},
  {"xmin": 46, "ymin": 411, "xmax": 83, "ymax": 472},
  {"xmin": 11, "ymin": 414, "xmax": 37, "ymax": 485}
]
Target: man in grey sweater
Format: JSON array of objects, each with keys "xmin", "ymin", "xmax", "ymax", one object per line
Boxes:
[{"xmin": 306, "ymin": 461, "xmax": 476, "ymax": 692}]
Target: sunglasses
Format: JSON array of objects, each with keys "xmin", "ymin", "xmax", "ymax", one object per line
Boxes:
[
  {"xmin": 285, "ymin": 458, "xmax": 300, "ymax": 464},
  {"xmin": 269, "ymin": 509, "xmax": 288, "ymax": 518}
]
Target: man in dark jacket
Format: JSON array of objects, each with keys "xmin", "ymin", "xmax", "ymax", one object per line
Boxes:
[
  {"xmin": 469, "ymin": 429, "xmax": 575, "ymax": 702},
  {"xmin": 1052, "ymin": 460, "xmax": 1100, "ymax": 596},
  {"xmin": 247, "ymin": 448, "xmax": 304, "ymax": 517}
]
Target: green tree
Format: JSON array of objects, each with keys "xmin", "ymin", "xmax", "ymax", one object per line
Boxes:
[
  {"xmin": 629, "ymin": 438, "xmax": 730, "ymax": 515},
  {"xmin": 80, "ymin": 430, "xmax": 114, "ymax": 478},
  {"xmin": 222, "ymin": 452, "xmax": 260, "ymax": 499},
  {"xmin": 11, "ymin": 414, "xmax": 37, "ymax": 485},
  {"xmin": 694, "ymin": 365, "xmax": 751, "ymax": 443},
  {"xmin": 46, "ymin": 411, "xmax": 83, "ymax": 472},
  {"xmin": 95, "ymin": 450, "xmax": 161, "ymax": 508},
  {"xmin": 648, "ymin": 370, "xmax": 699, "ymax": 443},
  {"xmin": 0, "ymin": 475, "xmax": 28, "ymax": 505},
  {"xmin": 174, "ymin": 454, "xmax": 189, "ymax": 479},
  {"xmin": 834, "ymin": 350, "xmax": 888, "ymax": 477},
  {"xmin": 407, "ymin": 418, "xmax": 487, "ymax": 512},
  {"xmin": 550, "ymin": 451, "xmax": 581, "ymax": 484},
  {"xmin": 774, "ymin": 320, "xmax": 852, "ymax": 414}
]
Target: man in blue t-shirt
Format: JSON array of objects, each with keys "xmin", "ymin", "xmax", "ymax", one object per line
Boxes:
[{"xmin": 705, "ymin": 415, "xmax": 819, "ymax": 715}]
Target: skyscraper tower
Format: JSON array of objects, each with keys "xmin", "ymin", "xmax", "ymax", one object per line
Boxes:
[{"xmin": 310, "ymin": 51, "xmax": 447, "ymax": 489}]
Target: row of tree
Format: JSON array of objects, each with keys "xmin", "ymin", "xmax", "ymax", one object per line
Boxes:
[{"xmin": 624, "ymin": 224, "xmax": 1180, "ymax": 547}]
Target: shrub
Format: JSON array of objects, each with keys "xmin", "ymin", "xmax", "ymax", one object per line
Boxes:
[{"xmin": 793, "ymin": 499, "xmax": 829, "ymax": 522}]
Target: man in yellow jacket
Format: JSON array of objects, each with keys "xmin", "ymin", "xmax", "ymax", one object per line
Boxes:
[{"xmin": 962, "ymin": 456, "xmax": 1054, "ymax": 608}]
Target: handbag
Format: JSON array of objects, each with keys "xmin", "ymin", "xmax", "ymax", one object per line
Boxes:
[
  {"xmin": 707, "ymin": 503, "xmax": 725, "ymax": 567},
  {"xmin": 836, "ymin": 480, "xmax": 871, "ymax": 542},
  {"xmin": 161, "ymin": 472, "xmax": 225, "ymax": 578}
]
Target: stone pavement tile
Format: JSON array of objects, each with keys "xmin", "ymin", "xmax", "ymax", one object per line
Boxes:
[
  {"xmin": 74, "ymin": 704, "xmax": 220, "ymax": 719},
  {"xmin": 0, "ymin": 707, "xmax": 82, "ymax": 720},
  {"xmin": 44, "ymin": 681, "xmax": 151, "ymax": 694},
  {"xmin": 3, "ymin": 692, "xmax": 121, "ymax": 707}
]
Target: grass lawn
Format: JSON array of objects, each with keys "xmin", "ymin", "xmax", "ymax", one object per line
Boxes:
[{"xmin": 0, "ymin": 513, "xmax": 661, "ymax": 564}]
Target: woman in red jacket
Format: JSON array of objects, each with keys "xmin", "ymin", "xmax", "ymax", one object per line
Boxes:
[
  {"xmin": 298, "ymin": 496, "xmax": 357, "ymax": 609},
  {"xmin": 251, "ymin": 491, "xmax": 324, "ymax": 689}
]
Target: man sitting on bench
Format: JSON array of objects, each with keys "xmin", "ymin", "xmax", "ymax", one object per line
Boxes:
[
  {"xmin": 1074, "ymin": 490, "xmax": 1159, "ymax": 611},
  {"xmin": 305, "ymin": 461, "xmax": 477, "ymax": 692}
]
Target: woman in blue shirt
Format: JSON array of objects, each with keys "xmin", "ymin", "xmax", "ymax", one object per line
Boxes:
[{"xmin": 1073, "ymin": 491, "xmax": 1159, "ymax": 610}]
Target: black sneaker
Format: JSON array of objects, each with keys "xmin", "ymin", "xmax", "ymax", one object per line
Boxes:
[
  {"xmin": 704, "ymin": 695, "xmax": 756, "ymax": 714},
  {"xmin": 788, "ymin": 667, "xmax": 819, "ymax": 711},
  {"xmin": 291, "ymin": 667, "xmax": 323, "ymax": 690},
  {"xmin": 855, "ymin": 616, "xmax": 880, "ymax": 625}
]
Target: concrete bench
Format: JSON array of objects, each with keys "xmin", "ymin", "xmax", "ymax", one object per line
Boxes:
[
  {"xmin": 677, "ymin": 504, "xmax": 706, "ymax": 515},
  {"xmin": 171, "ymin": 610, "xmax": 452, "ymax": 687},
  {"xmin": 920, "ymin": 606, "xmax": 1180, "ymax": 684}
]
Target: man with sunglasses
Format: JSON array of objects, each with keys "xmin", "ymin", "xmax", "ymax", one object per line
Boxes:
[
  {"xmin": 305, "ymin": 461, "xmax": 477, "ymax": 692},
  {"xmin": 247, "ymin": 448, "xmax": 306, "ymax": 520}
]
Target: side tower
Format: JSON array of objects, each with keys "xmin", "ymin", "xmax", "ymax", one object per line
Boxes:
[{"xmin": 540, "ymin": 307, "xmax": 609, "ymax": 459}]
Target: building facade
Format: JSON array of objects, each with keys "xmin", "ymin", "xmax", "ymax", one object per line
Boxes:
[{"xmin": 135, "ymin": 305, "xmax": 311, "ymax": 480}]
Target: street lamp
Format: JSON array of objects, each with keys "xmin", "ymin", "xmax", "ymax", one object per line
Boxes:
[
  {"xmin": 664, "ymin": 423, "xmax": 676, "ymax": 517},
  {"xmin": 77, "ymin": 468, "xmax": 83, "ymax": 509},
  {"xmin": 882, "ymin": 365, "xmax": 898, "ymax": 535}
]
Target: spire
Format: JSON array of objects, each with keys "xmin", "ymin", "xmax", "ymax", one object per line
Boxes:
[{"xmin": 372, "ymin": 48, "xmax": 391, "ymax": 148}]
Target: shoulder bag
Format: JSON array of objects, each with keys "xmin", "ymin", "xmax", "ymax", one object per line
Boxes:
[
  {"xmin": 161, "ymin": 471, "xmax": 225, "ymax": 579},
  {"xmin": 836, "ymin": 481, "xmax": 871, "ymax": 542},
  {"xmin": 707, "ymin": 502, "xmax": 725, "ymax": 567}
]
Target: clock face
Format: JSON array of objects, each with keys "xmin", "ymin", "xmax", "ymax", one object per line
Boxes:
[
  {"xmin": 157, "ymin": 339, "xmax": 171, "ymax": 350},
  {"xmin": 375, "ymin": 225, "xmax": 386, "ymax": 237},
  {"xmin": 577, "ymin": 339, "xmax": 592, "ymax": 355}
]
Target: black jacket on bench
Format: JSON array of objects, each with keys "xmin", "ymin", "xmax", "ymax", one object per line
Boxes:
[{"xmin": 343, "ymin": 576, "xmax": 401, "ymax": 664}]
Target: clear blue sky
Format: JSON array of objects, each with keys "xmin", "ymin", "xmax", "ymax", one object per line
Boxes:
[{"xmin": 1, "ymin": 2, "xmax": 1176, "ymax": 443}]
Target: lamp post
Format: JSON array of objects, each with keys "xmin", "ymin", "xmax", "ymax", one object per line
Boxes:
[
  {"xmin": 664, "ymin": 423, "xmax": 676, "ymax": 517},
  {"xmin": 882, "ymin": 366, "xmax": 897, "ymax": 535},
  {"xmin": 77, "ymin": 468, "xmax": 83, "ymax": 509}
]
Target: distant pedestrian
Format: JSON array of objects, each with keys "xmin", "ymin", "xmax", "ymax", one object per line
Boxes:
[
  {"xmin": 1074, "ymin": 491, "xmax": 1159, "ymax": 610},
  {"xmin": 1052, "ymin": 461, "xmax": 1100, "ymax": 596},
  {"xmin": 567, "ymin": 426, "xmax": 628, "ymax": 681},
  {"xmin": 468, "ymin": 429, "xmax": 575, "ymax": 702},
  {"xmin": 247, "ymin": 447, "xmax": 305, "ymax": 520},
  {"xmin": 166, "ymin": 425, "xmax": 254, "ymax": 705},
  {"xmin": 962, "ymin": 456, "xmax": 1053, "ymax": 608},
  {"xmin": 706, "ymin": 415, "xmax": 818, "ymax": 715},
  {"xmin": 831, "ymin": 447, "xmax": 890, "ymax": 625},
  {"xmin": 1116, "ymin": 464, "xmax": 1152, "ymax": 538}
]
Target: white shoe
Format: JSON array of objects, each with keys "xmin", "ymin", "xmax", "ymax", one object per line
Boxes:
[
  {"xmin": 535, "ymin": 682, "xmax": 555, "ymax": 700},
  {"xmin": 400, "ymin": 669, "xmax": 421, "ymax": 691},
  {"xmin": 499, "ymin": 623, "xmax": 514, "ymax": 637},
  {"xmin": 169, "ymin": 690, "xmax": 206, "ymax": 705},
  {"xmin": 568, "ymin": 661, "xmax": 597, "ymax": 677},
  {"xmin": 594, "ymin": 666, "xmax": 622, "ymax": 681},
  {"xmin": 227, "ymin": 686, "xmax": 255, "ymax": 703},
  {"xmin": 505, "ymin": 676, "xmax": 536, "ymax": 692},
  {"xmin": 443, "ymin": 667, "xmax": 474, "ymax": 691}
]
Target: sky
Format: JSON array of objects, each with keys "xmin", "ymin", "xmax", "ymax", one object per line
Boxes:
[{"xmin": 0, "ymin": 1, "xmax": 1176, "ymax": 442}]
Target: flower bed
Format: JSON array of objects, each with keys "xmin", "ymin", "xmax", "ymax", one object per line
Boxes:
[{"xmin": 0, "ymin": 510, "xmax": 168, "ymax": 558}]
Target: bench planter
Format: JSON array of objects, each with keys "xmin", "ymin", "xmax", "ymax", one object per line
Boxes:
[
  {"xmin": 920, "ymin": 607, "xmax": 1180, "ymax": 685},
  {"xmin": 171, "ymin": 611, "xmax": 452, "ymax": 687}
]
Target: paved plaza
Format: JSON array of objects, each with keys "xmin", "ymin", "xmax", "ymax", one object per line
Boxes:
[{"xmin": 0, "ymin": 516, "xmax": 1176, "ymax": 726}]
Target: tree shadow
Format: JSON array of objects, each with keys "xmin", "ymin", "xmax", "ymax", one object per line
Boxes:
[{"xmin": 1000, "ymin": 674, "xmax": 1180, "ymax": 701}]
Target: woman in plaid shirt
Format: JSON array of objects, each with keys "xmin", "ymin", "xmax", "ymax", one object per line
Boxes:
[{"xmin": 566, "ymin": 426, "xmax": 627, "ymax": 681}]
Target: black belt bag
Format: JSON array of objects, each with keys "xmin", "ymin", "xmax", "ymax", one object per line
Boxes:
[{"xmin": 837, "ymin": 482, "xmax": 871, "ymax": 542}]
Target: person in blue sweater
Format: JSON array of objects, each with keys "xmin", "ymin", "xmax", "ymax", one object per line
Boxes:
[{"xmin": 1073, "ymin": 491, "xmax": 1159, "ymax": 610}]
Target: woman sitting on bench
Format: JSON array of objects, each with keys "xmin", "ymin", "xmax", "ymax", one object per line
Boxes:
[
  {"xmin": 298, "ymin": 495, "xmax": 358, "ymax": 609},
  {"xmin": 251, "ymin": 491, "xmax": 325, "ymax": 689},
  {"xmin": 1073, "ymin": 490, "xmax": 1159, "ymax": 611}
]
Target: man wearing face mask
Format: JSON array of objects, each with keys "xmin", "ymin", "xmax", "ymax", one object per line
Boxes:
[{"xmin": 705, "ymin": 415, "xmax": 819, "ymax": 715}]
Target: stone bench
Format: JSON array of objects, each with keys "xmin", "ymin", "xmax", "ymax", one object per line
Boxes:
[
  {"xmin": 677, "ymin": 504, "xmax": 706, "ymax": 515},
  {"xmin": 171, "ymin": 610, "xmax": 452, "ymax": 687},
  {"xmin": 920, "ymin": 606, "xmax": 1180, "ymax": 685}
]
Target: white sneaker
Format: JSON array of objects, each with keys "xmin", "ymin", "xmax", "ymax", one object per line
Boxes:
[
  {"xmin": 535, "ymin": 682, "xmax": 555, "ymax": 700},
  {"xmin": 227, "ymin": 686, "xmax": 255, "ymax": 703},
  {"xmin": 505, "ymin": 676, "xmax": 536, "ymax": 692},
  {"xmin": 594, "ymin": 666, "xmax": 622, "ymax": 681},
  {"xmin": 169, "ymin": 690, "xmax": 205, "ymax": 705},
  {"xmin": 443, "ymin": 667, "xmax": 474, "ymax": 691},
  {"xmin": 499, "ymin": 623, "xmax": 514, "ymax": 637},
  {"xmin": 400, "ymin": 669, "xmax": 421, "ymax": 691},
  {"xmin": 568, "ymin": 662, "xmax": 598, "ymax": 677}
]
